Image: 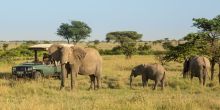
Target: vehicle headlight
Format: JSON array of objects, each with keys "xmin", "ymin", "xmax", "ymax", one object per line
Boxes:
[{"xmin": 27, "ymin": 67, "xmax": 33, "ymax": 71}]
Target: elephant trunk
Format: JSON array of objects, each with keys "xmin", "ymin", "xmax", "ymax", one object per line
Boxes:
[{"xmin": 130, "ymin": 74, "xmax": 134, "ymax": 89}]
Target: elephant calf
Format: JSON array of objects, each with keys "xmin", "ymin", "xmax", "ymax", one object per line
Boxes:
[{"xmin": 130, "ymin": 63, "xmax": 166, "ymax": 90}]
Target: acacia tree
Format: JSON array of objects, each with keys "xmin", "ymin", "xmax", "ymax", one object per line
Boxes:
[
  {"xmin": 70, "ymin": 21, "xmax": 92, "ymax": 44},
  {"xmin": 57, "ymin": 23, "xmax": 72, "ymax": 44},
  {"xmin": 163, "ymin": 32, "xmax": 209, "ymax": 62},
  {"xmin": 106, "ymin": 31, "xmax": 142, "ymax": 58},
  {"xmin": 57, "ymin": 21, "xmax": 92, "ymax": 44}
]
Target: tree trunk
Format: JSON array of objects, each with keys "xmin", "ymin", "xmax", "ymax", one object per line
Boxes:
[{"xmin": 210, "ymin": 58, "xmax": 215, "ymax": 80}]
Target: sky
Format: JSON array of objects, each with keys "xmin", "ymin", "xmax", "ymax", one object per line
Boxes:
[{"xmin": 0, "ymin": 0, "xmax": 220, "ymax": 41}]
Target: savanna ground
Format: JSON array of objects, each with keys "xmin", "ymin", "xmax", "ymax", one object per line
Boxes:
[{"xmin": 0, "ymin": 55, "xmax": 220, "ymax": 110}]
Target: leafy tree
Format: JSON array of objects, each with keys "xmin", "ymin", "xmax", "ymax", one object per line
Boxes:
[
  {"xmin": 57, "ymin": 23, "xmax": 72, "ymax": 44},
  {"xmin": 70, "ymin": 21, "xmax": 92, "ymax": 44},
  {"xmin": 106, "ymin": 31, "xmax": 142, "ymax": 45},
  {"xmin": 106, "ymin": 31, "xmax": 142, "ymax": 58},
  {"xmin": 138, "ymin": 43, "xmax": 151, "ymax": 51},
  {"xmin": 163, "ymin": 32, "xmax": 210, "ymax": 62},
  {"xmin": 121, "ymin": 41, "xmax": 137, "ymax": 59},
  {"xmin": 162, "ymin": 42, "xmax": 173, "ymax": 50},
  {"xmin": 57, "ymin": 21, "xmax": 92, "ymax": 44},
  {"xmin": 163, "ymin": 42, "xmax": 200, "ymax": 62}
]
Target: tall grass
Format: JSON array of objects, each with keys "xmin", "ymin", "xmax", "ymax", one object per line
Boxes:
[{"xmin": 0, "ymin": 55, "xmax": 220, "ymax": 110}]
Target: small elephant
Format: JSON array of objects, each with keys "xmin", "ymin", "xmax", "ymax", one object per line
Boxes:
[
  {"xmin": 48, "ymin": 44, "xmax": 102, "ymax": 90},
  {"xmin": 130, "ymin": 63, "xmax": 166, "ymax": 90},
  {"xmin": 183, "ymin": 56, "xmax": 210, "ymax": 86}
]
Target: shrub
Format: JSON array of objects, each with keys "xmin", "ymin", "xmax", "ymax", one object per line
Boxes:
[
  {"xmin": 138, "ymin": 44, "xmax": 151, "ymax": 51},
  {"xmin": 0, "ymin": 44, "xmax": 34, "ymax": 63},
  {"xmin": 94, "ymin": 40, "xmax": 100, "ymax": 45},
  {"xmin": 102, "ymin": 76, "xmax": 124, "ymax": 89}
]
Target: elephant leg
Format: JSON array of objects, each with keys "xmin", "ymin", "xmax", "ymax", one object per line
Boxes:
[
  {"xmin": 70, "ymin": 72, "xmax": 76, "ymax": 90},
  {"xmin": 219, "ymin": 73, "xmax": 220, "ymax": 84},
  {"xmin": 146, "ymin": 78, "xmax": 148, "ymax": 87},
  {"xmin": 65, "ymin": 63, "xmax": 70, "ymax": 78},
  {"xmin": 89, "ymin": 75, "xmax": 96, "ymax": 90},
  {"xmin": 190, "ymin": 73, "xmax": 194, "ymax": 82},
  {"xmin": 161, "ymin": 80, "xmax": 164, "ymax": 90},
  {"xmin": 142, "ymin": 74, "xmax": 147, "ymax": 88},
  {"xmin": 199, "ymin": 76, "xmax": 203, "ymax": 85},
  {"xmin": 153, "ymin": 80, "xmax": 159, "ymax": 90},
  {"xmin": 95, "ymin": 65, "xmax": 102, "ymax": 89},
  {"xmin": 70, "ymin": 65, "xmax": 78, "ymax": 90},
  {"xmin": 96, "ymin": 75, "xmax": 101, "ymax": 89},
  {"xmin": 60, "ymin": 64, "xmax": 67, "ymax": 90},
  {"xmin": 203, "ymin": 75, "xmax": 206, "ymax": 86}
]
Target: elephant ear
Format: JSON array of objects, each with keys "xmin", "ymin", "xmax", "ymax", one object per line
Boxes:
[
  {"xmin": 183, "ymin": 59, "xmax": 190, "ymax": 73},
  {"xmin": 71, "ymin": 46, "xmax": 86, "ymax": 62},
  {"xmin": 48, "ymin": 44, "xmax": 63, "ymax": 61}
]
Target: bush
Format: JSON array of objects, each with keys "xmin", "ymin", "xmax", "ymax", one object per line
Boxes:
[
  {"xmin": 112, "ymin": 46, "xmax": 124, "ymax": 55},
  {"xmin": 137, "ymin": 50, "xmax": 152, "ymax": 55},
  {"xmin": 87, "ymin": 45, "xmax": 97, "ymax": 49},
  {"xmin": 94, "ymin": 40, "xmax": 100, "ymax": 45},
  {"xmin": 0, "ymin": 44, "xmax": 34, "ymax": 63},
  {"xmin": 102, "ymin": 76, "xmax": 124, "ymax": 89},
  {"xmin": 138, "ymin": 44, "xmax": 151, "ymax": 51}
]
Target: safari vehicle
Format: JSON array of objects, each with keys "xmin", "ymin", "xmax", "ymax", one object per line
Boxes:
[{"xmin": 12, "ymin": 44, "xmax": 61, "ymax": 79}]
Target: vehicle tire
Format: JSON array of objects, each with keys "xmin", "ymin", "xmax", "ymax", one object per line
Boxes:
[
  {"xmin": 33, "ymin": 71, "xmax": 42, "ymax": 80},
  {"xmin": 12, "ymin": 75, "xmax": 18, "ymax": 80},
  {"xmin": 57, "ymin": 72, "xmax": 62, "ymax": 80}
]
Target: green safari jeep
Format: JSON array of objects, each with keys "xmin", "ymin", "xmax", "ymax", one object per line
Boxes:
[
  {"xmin": 11, "ymin": 44, "xmax": 61, "ymax": 79},
  {"xmin": 12, "ymin": 62, "xmax": 61, "ymax": 79}
]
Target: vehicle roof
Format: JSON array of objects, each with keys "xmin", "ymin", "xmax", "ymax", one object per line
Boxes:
[
  {"xmin": 28, "ymin": 44, "xmax": 74, "ymax": 51},
  {"xmin": 13, "ymin": 62, "xmax": 43, "ymax": 67}
]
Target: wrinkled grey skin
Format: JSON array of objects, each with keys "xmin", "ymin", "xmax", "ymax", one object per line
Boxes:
[
  {"xmin": 183, "ymin": 56, "xmax": 210, "ymax": 86},
  {"xmin": 130, "ymin": 63, "xmax": 166, "ymax": 90},
  {"xmin": 48, "ymin": 44, "xmax": 102, "ymax": 90}
]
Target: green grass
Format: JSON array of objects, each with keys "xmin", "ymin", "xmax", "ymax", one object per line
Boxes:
[{"xmin": 0, "ymin": 55, "xmax": 220, "ymax": 110}]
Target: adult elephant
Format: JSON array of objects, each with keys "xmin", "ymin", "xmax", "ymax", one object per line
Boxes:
[
  {"xmin": 183, "ymin": 56, "xmax": 210, "ymax": 86},
  {"xmin": 48, "ymin": 44, "xmax": 102, "ymax": 90}
]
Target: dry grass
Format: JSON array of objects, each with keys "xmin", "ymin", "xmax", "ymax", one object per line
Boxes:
[{"xmin": 0, "ymin": 55, "xmax": 220, "ymax": 110}]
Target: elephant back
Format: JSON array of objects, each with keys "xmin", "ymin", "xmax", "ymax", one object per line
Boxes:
[
  {"xmin": 194, "ymin": 56, "xmax": 210, "ymax": 68},
  {"xmin": 146, "ymin": 63, "xmax": 165, "ymax": 74},
  {"xmin": 190, "ymin": 56, "xmax": 210, "ymax": 73}
]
